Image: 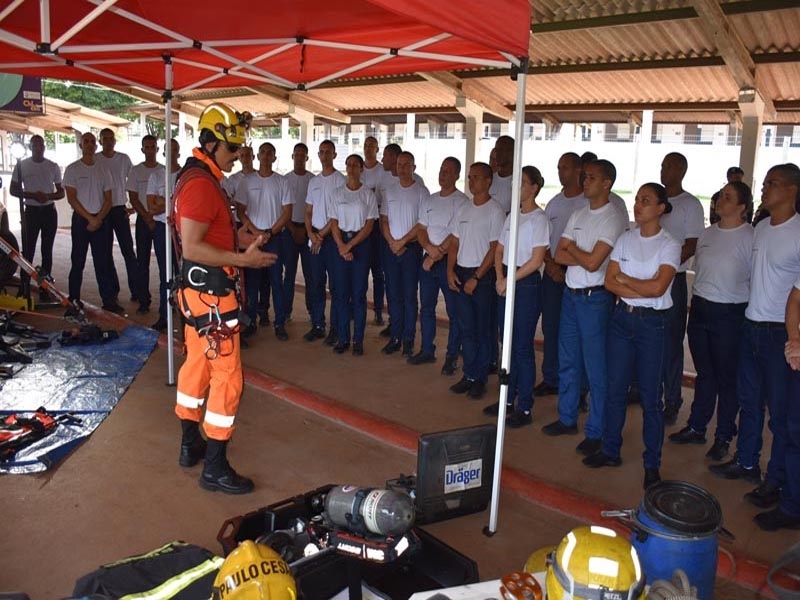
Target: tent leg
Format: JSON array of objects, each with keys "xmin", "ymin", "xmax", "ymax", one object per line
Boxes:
[
  {"xmin": 485, "ymin": 59, "xmax": 528, "ymax": 536},
  {"xmin": 164, "ymin": 59, "xmax": 176, "ymax": 386}
]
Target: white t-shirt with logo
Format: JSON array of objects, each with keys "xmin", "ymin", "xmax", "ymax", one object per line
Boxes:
[
  {"xmin": 659, "ymin": 190, "xmax": 705, "ymax": 273},
  {"xmin": 544, "ymin": 191, "xmax": 589, "ymax": 253},
  {"xmin": 746, "ymin": 214, "xmax": 800, "ymax": 322},
  {"xmin": 563, "ymin": 202, "xmax": 628, "ymax": 289},
  {"xmin": 94, "ymin": 151, "xmax": 132, "ymax": 207},
  {"xmin": 380, "ymin": 180, "xmax": 428, "ymax": 239},
  {"xmin": 126, "ymin": 162, "xmax": 163, "ymax": 209},
  {"xmin": 236, "ymin": 172, "xmax": 291, "ymax": 230},
  {"xmin": 146, "ymin": 166, "xmax": 178, "ymax": 224},
  {"xmin": 500, "ymin": 208, "xmax": 550, "ymax": 268},
  {"xmin": 330, "ymin": 186, "xmax": 379, "ymax": 232},
  {"xmin": 452, "ymin": 200, "xmax": 506, "ymax": 268},
  {"xmin": 306, "ymin": 171, "xmax": 346, "ymax": 230},
  {"xmin": 11, "ymin": 157, "xmax": 62, "ymax": 207},
  {"xmin": 692, "ymin": 224, "xmax": 754, "ymax": 304},
  {"xmin": 418, "ymin": 189, "xmax": 469, "ymax": 246},
  {"xmin": 609, "ymin": 228, "xmax": 681, "ymax": 310},
  {"xmin": 63, "ymin": 160, "xmax": 114, "ymax": 215},
  {"xmin": 285, "ymin": 170, "xmax": 314, "ymax": 223},
  {"xmin": 489, "ymin": 173, "xmax": 513, "ymax": 214}
]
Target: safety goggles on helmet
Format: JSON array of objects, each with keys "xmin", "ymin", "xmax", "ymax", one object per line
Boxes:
[{"xmin": 198, "ymin": 103, "xmax": 252, "ymax": 147}]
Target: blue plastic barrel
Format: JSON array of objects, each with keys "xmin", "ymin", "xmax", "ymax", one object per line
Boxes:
[{"xmin": 630, "ymin": 481, "xmax": 722, "ymax": 600}]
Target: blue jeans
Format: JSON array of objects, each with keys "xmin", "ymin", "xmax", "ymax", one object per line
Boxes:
[
  {"xmin": 383, "ymin": 241, "xmax": 421, "ymax": 343},
  {"xmin": 308, "ymin": 239, "xmax": 328, "ymax": 329},
  {"xmin": 686, "ymin": 296, "xmax": 745, "ymax": 441},
  {"xmin": 735, "ymin": 320, "xmax": 790, "ymax": 486},
  {"xmin": 541, "ymin": 270, "xmax": 565, "ymax": 386},
  {"xmin": 604, "ymin": 304, "xmax": 668, "ymax": 469},
  {"xmin": 21, "ymin": 203, "xmax": 57, "ymax": 290},
  {"xmin": 333, "ymin": 235, "xmax": 370, "ymax": 344},
  {"xmin": 558, "ymin": 288, "xmax": 614, "ymax": 438},
  {"xmin": 368, "ymin": 221, "xmax": 385, "ymax": 315},
  {"xmin": 498, "ymin": 270, "xmax": 541, "ymax": 411},
  {"xmin": 282, "ymin": 225, "xmax": 312, "ymax": 320},
  {"xmin": 244, "ymin": 232, "xmax": 287, "ymax": 327},
  {"xmin": 68, "ymin": 212, "xmax": 115, "ymax": 305},
  {"xmin": 456, "ymin": 265, "xmax": 495, "ymax": 383},
  {"xmin": 419, "ymin": 257, "xmax": 461, "ymax": 357},
  {"xmin": 322, "ymin": 236, "xmax": 339, "ymax": 333},
  {"xmin": 782, "ymin": 369, "xmax": 800, "ymax": 518},
  {"xmin": 663, "ymin": 272, "xmax": 688, "ymax": 410},
  {"xmin": 152, "ymin": 222, "xmax": 170, "ymax": 320},
  {"xmin": 106, "ymin": 205, "xmax": 142, "ymax": 301},
  {"xmin": 134, "ymin": 214, "xmax": 153, "ymax": 305}
]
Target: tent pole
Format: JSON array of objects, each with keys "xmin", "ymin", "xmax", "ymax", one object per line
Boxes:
[
  {"xmin": 164, "ymin": 57, "xmax": 176, "ymax": 385},
  {"xmin": 485, "ymin": 57, "xmax": 528, "ymax": 537}
]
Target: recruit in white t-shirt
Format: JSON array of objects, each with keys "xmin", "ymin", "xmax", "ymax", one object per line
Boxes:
[
  {"xmin": 562, "ymin": 201, "xmax": 628, "ymax": 289},
  {"xmin": 306, "ymin": 171, "xmax": 346, "ymax": 230},
  {"xmin": 63, "ymin": 160, "xmax": 114, "ymax": 215},
  {"xmin": 146, "ymin": 166, "xmax": 178, "ymax": 224},
  {"xmin": 499, "ymin": 208, "xmax": 550, "ymax": 268},
  {"xmin": 544, "ymin": 191, "xmax": 589, "ymax": 252},
  {"xmin": 659, "ymin": 190, "xmax": 704, "ymax": 272},
  {"xmin": 609, "ymin": 228, "xmax": 681, "ymax": 310},
  {"xmin": 489, "ymin": 173, "xmax": 513, "ymax": 214},
  {"xmin": 418, "ymin": 189, "xmax": 469, "ymax": 246},
  {"xmin": 11, "ymin": 157, "xmax": 62, "ymax": 207},
  {"xmin": 236, "ymin": 172, "xmax": 291, "ymax": 230},
  {"xmin": 692, "ymin": 223, "xmax": 754, "ymax": 304},
  {"xmin": 330, "ymin": 186, "xmax": 379, "ymax": 232},
  {"xmin": 285, "ymin": 171, "xmax": 314, "ymax": 223},
  {"xmin": 380, "ymin": 180, "xmax": 428, "ymax": 239},
  {"xmin": 126, "ymin": 162, "xmax": 163, "ymax": 207},
  {"xmin": 94, "ymin": 151, "xmax": 133, "ymax": 207},
  {"xmin": 452, "ymin": 200, "xmax": 506, "ymax": 268}
]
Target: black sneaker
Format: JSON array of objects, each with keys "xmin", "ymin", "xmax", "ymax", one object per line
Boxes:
[
  {"xmin": 259, "ymin": 313, "xmax": 271, "ymax": 327},
  {"xmin": 483, "ymin": 402, "xmax": 512, "ymax": 416},
  {"xmin": 663, "ymin": 403, "xmax": 680, "ymax": 426},
  {"xmin": 407, "ymin": 351, "xmax": 436, "ymax": 365},
  {"xmin": 709, "ymin": 459, "xmax": 762, "ymax": 484},
  {"xmin": 583, "ymin": 452, "xmax": 622, "ymax": 468},
  {"xmin": 333, "ymin": 342, "xmax": 350, "ymax": 354},
  {"xmin": 706, "ymin": 439, "xmax": 729, "ymax": 461},
  {"xmin": 241, "ymin": 324, "xmax": 257, "ymax": 339},
  {"xmin": 382, "ymin": 338, "xmax": 402, "ymax": 354},
  {"xmin": 303, "ymin": 326, "xmax": 326, "ymax": 342},
  {"xmin": 102, "ymin": 301, "xmax": 127, "ymax": 316},
  {"xmin": 441, "ymin": 355, "xmax": 458, "ymax": 376},
  {"xmin": 136, "ymin": 302, "xmax": 151, "ymax": 315},
  {"xmin": 323, "ymin": 329, "xmax": 339, "ymax": 347},
  {"xmin": 533, "ymin": 382, "xmax": 558, "ymax": 396},
  {"xmin": 449, "ymin": 377, "xmax": 473, "ymax": 394},
  {"xmin": 274, "ymin": 326, "xmax": 289, "ymax": 341},
  {"xmin": 379, "ymin": 324, "xmax": 391, "ymax": 338},
  {"xmin": 352, "ymin": 342, "xmax": 364, "ymax": 356},
  {"xmin": 199, "ymin": 465, "xmax": 254, "ymax": 495},
  {"xmin": 402, "ymin": 340, "xmax": 414, "ymax": 357},
  {"xmin": 754, "ymin": 508, "xmax": 800, "ymax": 531},
  {"xmin": 467, "ymin": 380, "xmax": 486, "ymax": 399},
  {"xmin": 669, "ymin": 426, "xmax": 706, "ymax": 445},
  {"xmin": 506, "ymin": 410, "xmax": 533, "ymax": 428},
  {"xmin": 64, "ymin": 299, "xmax": 84, "ymax": 320},
  {"xmin": 487, "ymin": 362, "xmax": 498, "ymax": 375},
  {"xmin": 576, "ymin": 437, "xmax": 602, "ymax": 457},
  {"xmin": 541, "ymin": 420, "xmax": 579, "ymax": 436},
  {"xmin": 744, "ymin": 481, "xmax": 781, "ymax": 509},
  {"xmin": 374, "ymin": 313, "xmax": 385, "ymax": 326},
  {"xmin": 644, "ymin": 468, "xmax": 661, "ymax": 489}
]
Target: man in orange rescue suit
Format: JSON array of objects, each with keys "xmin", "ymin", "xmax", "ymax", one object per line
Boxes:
[{"xmin": 174, "ymin": 103, "xmax": 275, "ymax": 494}]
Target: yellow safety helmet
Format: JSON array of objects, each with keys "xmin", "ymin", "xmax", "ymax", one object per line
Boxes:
[
  {"xmin": 524, "ymin": 545, "xmax": 555, "ymax": 574},
  {"xmin": 212, "ymin": 540, "xmax": 297, "ymax": 600},
  {"xmin": 545, "ymin": 526, "xmax": 645, "ymax": 600},
  {"xmin": 198, "ymin": 102, "xmax": 251, "ymax": 147}
]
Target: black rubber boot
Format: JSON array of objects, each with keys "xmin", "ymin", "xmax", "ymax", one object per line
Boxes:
[
  {"xmin": 199, "ymin": 439, "xmax": 254, "ymax": 494},
  {"xmin": 179, "ymin": 420, "xmax": 207, "ymax": 467}
]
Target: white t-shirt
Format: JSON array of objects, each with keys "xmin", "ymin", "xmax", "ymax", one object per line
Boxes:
[
  {"xmin": 380, "ymin": 180, "xmax": 428, "ymax": 239},
  {"xmin": 489, "ymin": 173, "xmax": 513, "ymax": 214},
  {"xmin": 306, "ymin": 171, "xmax": 346, "ymax": 230},
  {"xmin": 376, "ymin": 170, "xmax": 425, "ymax": 209},
  {"xmin": 285, "ymin": 170, "xmax": 314, "ymax": 223},
  {"xmin": 746, "ymin": 214, "xmax": 800, "ymax": 323},
  {"xmin": 236, "ymin": 172, "xmax": 291, "ymax": 230},
  {"xmin": 94, "ymin": 151, "xmax": 132, "ymax": 207},
  {"xmin": 126, "ymin": 162, "xmax": 162, "ymax": 208},
  {"xmin": 452, "ymin": 199, "xmax": 506, "ymax": 268},
  {"xmin": 11, "ymin": 157, "xmax": 62, "ymax": 207},
  {"xmin": 609, "ymin": 191, "xmax": 631, "ymax": 225},
  {"xmin": 544, "ymin": 191, "xmax": 589, "ymax": 252},
  {"xmin": 563, "ymin": 202, "xmax": 628, "ymax": 289},
  {"xmin": 362, "ymin": 163, "xmax": 383, "ymax": 195},
  {"xmin": 659, "ymin": 190, "xmax": 704, "ymax": 272},
  {"xmin": 610, "ymin": 228, "xmax": 681, "ymax": 310},
  {"xmin": 330, "ymin": 186, "xmax": 379, "ymax": 232},
  {"xmin": 63, "ymin": 160, "xmax": 113, "ymax": 215},
  {"xmin": 418, "ymin": 189, "xmax": 469, "ymax": 246},
  {"xmin": 146, "ymin": 166, "xmax": 178, "ymax": 224},
  {"xmin": 500, "ymin": 208, "xmax": 550, "ymax": 268},
  {"xmin": 692, "ymin": 224, "xmax": 754, "ymax": 304}
]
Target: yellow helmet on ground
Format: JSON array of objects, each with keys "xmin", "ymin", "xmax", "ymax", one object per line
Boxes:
[
  {"xmin": 545, "ymin": 526, "xmax": 645, "ymax": 600},
  {"xmin": 524, "ymin": 545, "xmax": 556, "ymax": 574},
  {"xmin": 212, "ymin": 540, "xmax": 297, "ymax": 600},
  {"xmin": 198, "ymin": 102, "xmax": 251, "ymax": 147}
]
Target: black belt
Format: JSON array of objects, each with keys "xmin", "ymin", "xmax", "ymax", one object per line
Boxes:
[
  {"xmin": 745, "ymin": 318, "xmax": 784, "ymax": 329},
  {"xmin": 567, "ymin": 285, "xmax": 605, "ymax": 296},
  {"xmin": 620, "ymin": 302, "xmax": 667, "ymax": 317},
  {"xmin": 291, "ymin": 221, "xmax": 305, "ymax": 227},
  {"xmin": 342, "ymin": 230, "xmax": 359, "ymax": 241},
  {"xmin": 692, "ymin": 295, "xmax": 747, "ymax": 309}
]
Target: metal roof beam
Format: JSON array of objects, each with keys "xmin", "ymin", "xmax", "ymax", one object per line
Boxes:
[
  {"xmin": 245, "ymin": 84, "xmax": 351, "ymax": 124},
  {"xmin": 417, "ymin": 71, "xmax": 513, "ymax": 120}
]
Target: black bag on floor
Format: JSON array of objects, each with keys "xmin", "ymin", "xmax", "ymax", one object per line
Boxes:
[{"xmin": 71, "ymin": 541, "xmax": 222, "ymax": 599}]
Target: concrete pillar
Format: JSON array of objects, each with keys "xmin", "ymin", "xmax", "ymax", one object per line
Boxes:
[
  {"xmin": 456, "ymin": 97, "xmax": 483, "ymax": 172},
  {"xmin": 280, "ymin": 117, "xmax": 290, "ymax": 172},
  {"xmin": 738, "ymin": 90, "xmax": 765, "ymax": 190},
  {"xmin": 288, "ymin": 105, "xmax": 315, "ymax": 149},
  {"xmin": 405, "ymin": 112, "xmax": 416, "ymax": 154},
  {"xmin": 640, "ymin": 110, "xmax": 654, "ymax": 145}
]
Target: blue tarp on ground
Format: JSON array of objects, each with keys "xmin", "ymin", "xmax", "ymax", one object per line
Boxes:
[{"xmin": 0, "ymin": 325, "xmax": 159, "ymax": 474}]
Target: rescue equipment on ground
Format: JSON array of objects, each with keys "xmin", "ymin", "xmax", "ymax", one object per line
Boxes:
[
  {"xmin": 500, "ymin": 571, "xmax": 543, "ymax": 600},
  {"xmin": 0, "ymin": 407, "xmax": 82, "ymax": 461},
  {"xmin": 646, "ymin": 569, "xmax": 698, "ymax": 599},
  {"xmin": 602, "ymin": 480, "xmax": 730, "ymax": 600},
  {"xmin": 545, "ymin": 525, "xmax": 646, "ymax": 600},
  {"xmin": 212, "ymin": 540, "xmax": 296, "ymax": 600},
  {"xmin": 59, "ymin": 324, "xmax": 119, "ymax": 346},
  {"xmin": 323, "ymin": 485, "xmax": 415, "ymax": 537}
]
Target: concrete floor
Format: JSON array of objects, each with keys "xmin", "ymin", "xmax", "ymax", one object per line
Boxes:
[{"xmin": 0, "ymin": 227, "xmax": 796, "ymax": 598}]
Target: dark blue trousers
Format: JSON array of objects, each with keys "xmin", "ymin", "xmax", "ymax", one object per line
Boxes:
[
  {"xmin": 333, "ymin": 237, "xmax": 370, "ymax": 344},
  {"xmin": 456, "ymin": 265, "xmax": 495, "ymax": 384},
  {"xmin": 383, "ymin": 241, "xmax": 421, "ymax": 343},
  {"xmin": 68, "ymin": 212, "xmax": 115, "ymax": 305},
  {"xmin": 419, "ymin": 257, "xmax": 461, "ymax": 357},
  {"xmin": 282, "ymin": 227, "xmax": 312, "ymax": 320},
  {"xmin": 541, "ymin": 270, "xmax": 565, "ymax": 386},
  {"xmin": 663, "ymin": 272, "xmax": 688, "ymax": 411}
]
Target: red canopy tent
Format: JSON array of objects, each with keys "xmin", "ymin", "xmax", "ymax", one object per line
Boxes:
[{"xmin": 0, "ymin": 0, "xmax": 532, "ymax": 535}]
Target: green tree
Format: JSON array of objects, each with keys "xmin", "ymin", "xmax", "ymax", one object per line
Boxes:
[{"xmin": 43, "ymin": 79, "xmax": 141, "ymax": 122}]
